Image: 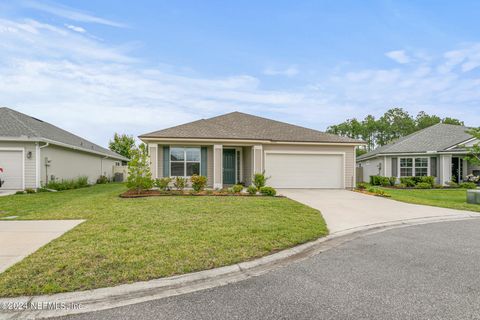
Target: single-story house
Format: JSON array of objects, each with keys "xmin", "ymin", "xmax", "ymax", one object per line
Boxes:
[
  {"xmin": 139, "ymin": 112, "xmax": 364, "ymax": 189},
  {"xmin": 0, "ymin": 107, "xmax": 128, "ymax": 190},
  {"xmin": 357, "ymin": 123, "xmax": 480, "ymax": 185}
]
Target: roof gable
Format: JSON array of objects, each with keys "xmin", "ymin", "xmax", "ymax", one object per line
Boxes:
[
  {"xmin": 0, "ymin": 107, "xmax": 127, "ymax": 160},
  {"xmin": 140, "ymin": 112, "xmax": 363, "ymax": 144}
]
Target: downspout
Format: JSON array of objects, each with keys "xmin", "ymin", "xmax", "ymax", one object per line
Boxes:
[{"xmin": 39, "ymin": 142, "xmax": 50, "ymax": 186}]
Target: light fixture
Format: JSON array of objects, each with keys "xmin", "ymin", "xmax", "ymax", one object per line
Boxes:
[{"xmin": 26, "ymin": 151, "xmax": 32, "ymax": 159}]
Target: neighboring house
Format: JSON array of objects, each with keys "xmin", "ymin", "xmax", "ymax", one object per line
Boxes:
[
  {"xmin": 139, "ymin": 112, "xmax": 364, "ymax": 189},
  {"xmin": 357, "ymin": 123, "xmax": 480, "ymax": 185},
  {"xmin": 0, "ymin": 107, "xmax": 128, "ymax": 190}
]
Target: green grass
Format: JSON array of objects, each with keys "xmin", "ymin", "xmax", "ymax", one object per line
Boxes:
[
  {"xmin": 0, "ymin": 184, "xmax": 327, "ymax": 297},
  {"xmin": 381, "ymin": 187, "xmax": 480, "ymax": 213}
]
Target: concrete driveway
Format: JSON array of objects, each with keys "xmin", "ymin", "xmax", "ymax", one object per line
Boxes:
[
  {"xmin": 0, "ymin": 220, "xmax": 84, "ymax": 273},
  {"xmin": 280, "ymin": 189, "xmax": 475, "ymax": 234}
]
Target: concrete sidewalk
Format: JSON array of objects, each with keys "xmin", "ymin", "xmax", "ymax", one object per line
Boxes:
[
  {"xmin": 279, "ymin": 189, "xmax": 477, "ymax": 234},
  {"xmin": 0, "ymin": 220, "xmax": 84, "ymax": 273}
]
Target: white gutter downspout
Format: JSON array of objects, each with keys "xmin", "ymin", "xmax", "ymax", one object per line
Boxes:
[{"xmin": 37, "ymin": 142, "xmax": 49, "ymax": 188}]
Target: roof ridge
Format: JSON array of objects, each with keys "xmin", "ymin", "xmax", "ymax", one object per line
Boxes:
[{"xmin": 4, "ymin": 108, "xmax": 38, "ymax": 137}]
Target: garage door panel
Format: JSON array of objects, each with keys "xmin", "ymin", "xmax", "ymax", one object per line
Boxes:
[
  {"xmin": 265, "ymin": 153, "xmax": 343, "ymax": 189},
  {"xmin": 0, "ymin": 151, "xmax": 23, "ymax": 190}
]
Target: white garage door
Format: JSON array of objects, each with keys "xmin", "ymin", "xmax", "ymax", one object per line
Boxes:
[
  {"xmin": 265, "ymin": 153, "xmax": 344, "ymax": 189},
  {"xmin": 0, "ymin": 150, "xmax": 23, "ymax": 190}
]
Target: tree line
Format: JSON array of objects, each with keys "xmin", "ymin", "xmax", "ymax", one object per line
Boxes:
[{"xmin": 326, "ymin": 108, "xmax": 464, "ymax": 155}]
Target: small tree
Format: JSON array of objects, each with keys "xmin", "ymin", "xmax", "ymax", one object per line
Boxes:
[
  {"xmin": 253, "ymin": 172, "xmax": 268, "ymax": 190},
  {"xmin": 109, "ymin": 133, "xmax": 136, "ymax": 159},
  {"xmin": 126, "ymin": 144, "xmax": 153, "ymax": 194},
  {"xmin": 465, "ymin": 128, "xmax": 480, "ymax": 166}
]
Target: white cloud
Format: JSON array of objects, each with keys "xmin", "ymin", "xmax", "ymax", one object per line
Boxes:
[
  {"xmin": 385, "ymin": 50, "xmax": 411, "ymax": 64},
  {"xmin": 65, "ymin": 24, "xmax": 85, "ymax": 33},
  {"xmin": 22, "ymin": 1, "xmax": 126, "ymax": 28},
  {"xmin": 263, "ymin": 65, "xmax": 299, "ymax": 76}
]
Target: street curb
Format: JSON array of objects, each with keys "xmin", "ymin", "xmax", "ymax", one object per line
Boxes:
[{"xmin": 1, "ymin": 213, "xmax": 478, "ymax": 319}]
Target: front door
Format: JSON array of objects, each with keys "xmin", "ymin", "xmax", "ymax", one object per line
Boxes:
[
  {"xmin": 452, "ymin": 157, "xmax": 463, "ymax": 183},
  {"xmin": 223, "ymin": 149, "xmax": 236, "ymax": 185}
]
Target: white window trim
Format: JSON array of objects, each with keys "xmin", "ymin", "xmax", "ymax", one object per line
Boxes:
[
  {"xmin": 169, "ymin": 146, "xmax": 201, "ymax": 178},
  {"xmin": 398, "ymin": 156, "xmax": 430, "ymax": 177}
]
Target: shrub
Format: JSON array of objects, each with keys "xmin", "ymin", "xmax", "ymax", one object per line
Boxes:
[
  {"xmin": 45, "ymin": 176, "xmax": 90, "ymax": 191},
  {"xmin": 173, "ymin": 177, "xmax": 187, "ymax": 191},
  {"xmin": 190, "ymin": 175, "xmax": 208, "ymax": 192},
  {"xmin": 127, "ymin": 144, "xmax": 154, "ymax": 193},
  {"xmin": 247, "ymin": 185, "xmax": 257, "ymax": 195},
  {"xmin": 25, "ymin": 188, "xmax": 36, "ymax": 194},
  {"xmin": 231, "ymin": 184, "xmax": 243, "ymax": 193},
  {"xmin": 419, "ymin": 176, "xmax": 435, "ymax": 187},
  {"xmin": 370, "ymin": 175, "xmax": 390, "ymax": 186},
  {"xmin": 154, "ymin": 177, "xmax": 172, "ymax": 191},
  {"xmin": 356, "ymin": 182, "xmax": 368, "ymax": 190},
  {"xmin": 380, "ymin": 177, "xmax": 391, "ymax": 187},
  {"xmin": 396, "ymin": 183, "xmax": 406, "ymax": 189},
  {"xmin": 446, "ymin": 181, "xmax": 459, "ymax": 188},
  {"xmin": 253, "ymin": 172, "xmax": 268, "ymax": 190},
  {"xmin": 367, "ymin": 187, "xmax": 389, "ymax": 197},
  {"xmin": 460, "ymin": 182, "xmax": 478, "ymax": 189},
  {"xmin": 433, "ymin": 184, "xmax": 444, "ymax": 189},
  {"xmin": 96, "ymin": 175, "xmax": 109, "ymax": 184},
  {"xmin": 389, "ymin": 176, "xmax": 397, "ymax": 186},
  {"xmin": 415, "ymin": 182, "xmax": 432, "ymax": 189},
  {"xmin": 400, "ymin": 177, "xmax": 416, "ymax": 187},
  {"xmin": 259, "ymin": 186, "xmax": 277, "ymax": 196}
]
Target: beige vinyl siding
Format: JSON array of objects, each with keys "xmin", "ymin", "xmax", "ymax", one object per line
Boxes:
[
  {"xmin": 40, "ymin": 144, "xmax": 118, "ymax": 185},
  {"xmin": 358, "ymin": 157, "xmax": 384, "ymax": 183},
  {"xmin": 157, "ymin": 146, "xmax": 163, "ymax": 178},
  {"xmin": 242, "ymin": 146, "xmax": 252, "ymax": 185},
  {"xmin": 0, "ymin": 141, "xmax": 37, "ymax": 189},
  {"xmin": 149, "ymin": 145, "xmax": 158, "ymax": 179},
  {"xmin": 262, "ymin": 144, "xmax": 356, "ymax": 189}
]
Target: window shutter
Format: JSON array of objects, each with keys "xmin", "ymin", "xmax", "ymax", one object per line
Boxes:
[
  {"xmin": 391, "ymin": 158, "xmax": 398, "ymax": 177},
  {"xmin": 430, "ymin": 157, "xmax": 437, "ymax": 177},
  {"xmin": 163, "ymin": 146, "xmax": 170, "ymax": 177},
  {"xmin": 201, "ymin": 147, "xmax": 207, "ymax": 176}
]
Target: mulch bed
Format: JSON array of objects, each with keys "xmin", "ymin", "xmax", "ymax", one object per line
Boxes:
[{"xmin": 120, "ymin": 190, "xmax": 284, "ymax": 198}]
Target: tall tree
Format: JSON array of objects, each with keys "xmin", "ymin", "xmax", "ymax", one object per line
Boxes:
[
  {"xmin": 109, "ymin": 133, "xmax": 136, "ymax": 159},
  {"xmin": 465, "ymin": 128, "xmax": 480, "ymax": 166},
  {"xmin": 416, "ymin": 111, "xmax": 441, "ymax": 130},
  {"xmin": 442, "ymin": 117, "xmax": 464, "ymax": 126}
]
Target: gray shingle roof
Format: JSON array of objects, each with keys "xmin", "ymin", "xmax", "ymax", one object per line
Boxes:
[
  {"xmin": 140, "ymin": 112, "xmax": 364, "ymax": 144},
  {"xmin": 0, "ymin": 107, "xmax": 127, "ymax": 160},
  {"xmin": 357, "ymin": 123, "xmax": 473, "ymax": 160}
]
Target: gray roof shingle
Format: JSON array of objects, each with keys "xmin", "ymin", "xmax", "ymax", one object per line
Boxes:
[
  {"xmin": 357, "ymin": 123, "xmax": 473, "ymax": 160},
  {"xmin": 140, "ymin": 112, "xmax": 364, "ymax": 144},
  {"xmin": 0, "ymin": 107, "xmax": 127, "ymax": 160}
]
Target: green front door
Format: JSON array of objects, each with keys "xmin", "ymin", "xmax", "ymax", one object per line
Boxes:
[{"xmin": 223, "ymin": 149, "xmax": 236, "ymax": 185}]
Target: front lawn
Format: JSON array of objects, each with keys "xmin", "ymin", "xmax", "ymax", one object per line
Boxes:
[
  {"xmin": 381, "ymin": 187, "xmax": 480, "ymax": 213},
  {"xmin": 0, "ymin": 184, "xmax": 327, "ymax": 297}
]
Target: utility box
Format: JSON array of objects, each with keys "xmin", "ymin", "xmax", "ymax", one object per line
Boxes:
[{"xmin": 467, "ymin": 190, "xmax": 480, "ymax": 204}]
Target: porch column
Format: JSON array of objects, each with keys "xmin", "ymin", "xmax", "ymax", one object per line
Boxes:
[
  {"xmin": 439, "ymin": 154, "xmax": 452, "ymax": 185},
  {"xmin": 253, "ymin": 145, "xmax": 263, "ymax": 174},
  {"xmin": 148, "ymin": 144, "xmax": 158, "ymax": 179},
  {"xmin": 213, "ymin": 144, "xmax": 223, "ymax": 189}
]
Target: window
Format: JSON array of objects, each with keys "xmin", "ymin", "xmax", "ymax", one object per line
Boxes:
[
  {"xmin": 170, "ymin": 147, "xmax": 201, "ymax": 177},
  {"xmin": 400, "ymin": 158, "xmax": 413, "ymax": 177},
  {"xmin": 399, "ymin": 157, "xmax": 429, "ymax": 177},
  {"xmin": 415, "ymin": 158, "xmax": 428, "ymax": 176}
]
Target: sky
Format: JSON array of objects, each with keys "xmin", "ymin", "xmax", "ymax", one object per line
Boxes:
[{"xmin": 1, "ymin": 0, "xmax": 480, "ymax": 146}]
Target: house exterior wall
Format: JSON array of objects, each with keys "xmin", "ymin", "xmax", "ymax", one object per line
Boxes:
[
  {"xmin": 157, "ymin": 146, "xmax": 163, "ymax": 179},
  {"xmin": 358, "ymin": 156, "xmax": 384, "ymax": 183},
  {"xmin": 149, "ymin": 144, "xmax": 158, "ymax": 179},
  {"xmin": 40, "ymin": 144, "xmax": 119, "ymax": 185},
  {"xmin": 0, "ymin": 141, "xmax": 37, "ymax": 189},
  {"xmin": 468, "ymin": 163, "xmax": 480, "ymax": 175},
  {"xmin": 242, "ymin": 146, "xmax": 253, "ymax": 186},
  {"xmin": 262, "ymin": 144, "xmax": 356, "ymax": 189},
  {"xmin": 207, "ymin": 146, "xmax": 214, "ymax": 187}
]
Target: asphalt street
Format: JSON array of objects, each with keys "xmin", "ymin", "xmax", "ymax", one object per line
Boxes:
[{"xmin": 56, "ymin": 219, "xmax": 480, "ymax": 320}]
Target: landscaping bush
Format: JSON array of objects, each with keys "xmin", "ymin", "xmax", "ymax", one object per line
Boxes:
[
  {"xmin": 460, "ymin": 182, "xmax": 478, "ymax": 189},
  {"xmin": 446, "ymin": 181, "xmax": 459, "ymax": 188},
  {"xmin": 419, "ymin": 176, "xmax": 435, "ymax": 187},
  {"xmin": 154, "ymin": 177, "xmax": 172, "ymax": 191},
  {"xmin": 396, "ymin": 183, "xmax": 406, "ymax": 189},
  {"xmin": 389, "ymin": 176, "xmax": 397, "ymax": 186},
  {"xmin": 433, "ymin": 184, "xmax": 444, "ymax": 189},
  {"xmin": 231, "ymin": 184, "xmax": 244, "ymax": 193},
  {"xmin": 127, "ymin": 145, "xmax": 154, "ymax": 193},
  {"xmin": 96, "ymin": 175, "xmax": 109, "ymax": 184},
  {"xmin": 415, "ymin": 182, "xmax": 432, "ymax": 189},
  {"xmin": 370, "ymin": 175, "xmax": 390, "ymax": 186},
  {"xmin": 25, "ymin": 188, "xmax": 36, "ymax": 194},
  {"xmin": 253, "ymin": 172, "xmax": 268, "ymax": 190},
  {"xmin": 45, "ymin": 176, "xmax": 90, "ymax": 191},
  {"xmin": 190, "ymin": 175, "xmax": 208, "ymax": 192},
  {"xmin": 173, "ymin": 177, "xmax": 187, "ymax": 191},
  {"xmin": 399, "ymin": 177, "xmax": 416, "ymax": 187},
  {"xmin": 367, "ymin": 186, "xmax": 390, "ymax": 197},
  {"xmin": 247, "ymin": 185, "xmax": 257, "ymax": 195},
  {"xmin": 356, "ymin": 182, "xmax": 368, "ymax": 190},
  {"xmin": 259, "ymin": 186, "xmax": 277, "ymax": 196}
]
